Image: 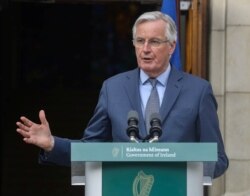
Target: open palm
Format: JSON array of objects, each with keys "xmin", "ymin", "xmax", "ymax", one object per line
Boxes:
[{"xmin": 16, "ymin": 110, "xmax": 54, "ymax": 151}]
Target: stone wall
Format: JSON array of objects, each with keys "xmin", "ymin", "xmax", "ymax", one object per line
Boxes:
[{"xmin": 209, "ymin": 0, "xmax": 250, "ymax": 195}]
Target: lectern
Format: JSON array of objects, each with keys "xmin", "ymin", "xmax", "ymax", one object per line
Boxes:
[{"xmin": 71, "ymin": 142, "xmax": 217, "ymax": 196}]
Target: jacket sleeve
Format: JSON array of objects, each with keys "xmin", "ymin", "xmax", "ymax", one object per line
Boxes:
[{"xmin": 198, "ymin": 83, "xmax": 229, "ymax": 178}]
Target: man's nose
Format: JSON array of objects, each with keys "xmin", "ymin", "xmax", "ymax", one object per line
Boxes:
[{"xmin": 142, "ymin": 41, "xmax": 152, "ymax": 51}]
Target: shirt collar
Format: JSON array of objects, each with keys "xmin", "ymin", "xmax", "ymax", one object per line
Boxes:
[{"xmin": 140, "ymin": 64, "xmax": 171, "ymax": 86}]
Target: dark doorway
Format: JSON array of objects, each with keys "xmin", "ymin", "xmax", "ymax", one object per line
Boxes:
[{"xmin": 1, "ymin": 2, "xmax": 157, "ymax": 195}]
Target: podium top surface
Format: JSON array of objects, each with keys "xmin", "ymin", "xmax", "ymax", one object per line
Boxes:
[{"xmin": 71, "ymin": 142, "xmax": 217, "ymax": 162}]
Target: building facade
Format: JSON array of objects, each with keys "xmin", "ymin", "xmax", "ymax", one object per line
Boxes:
[{"xmin": 209, "ymin": 0, "xmax": 250, "ymax": 195}]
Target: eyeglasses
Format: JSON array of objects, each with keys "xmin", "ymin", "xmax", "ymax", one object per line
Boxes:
[{"xmin": 132, "ymin": 38, "xmax": 169, "ymax": 48}]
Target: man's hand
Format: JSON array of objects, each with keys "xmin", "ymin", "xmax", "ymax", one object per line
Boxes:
[{"xmin": 16, "ymin": 110, "xmax": 54, "ymax": 151}]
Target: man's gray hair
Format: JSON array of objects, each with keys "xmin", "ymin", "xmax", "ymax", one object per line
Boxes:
[{"xmin": 132, "ymin": 11, "xmax": 177, "ymax": 43}]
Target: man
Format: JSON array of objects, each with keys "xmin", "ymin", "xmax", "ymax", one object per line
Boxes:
[{"xmin": 16, "ymin": 11, "xmax": 228, "ymax": 178}]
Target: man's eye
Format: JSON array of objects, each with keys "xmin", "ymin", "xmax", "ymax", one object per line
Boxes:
[
  {"xmin": 151, "ymin": 40, "xmax": 159, "ymax": 44},
  {"xmin": 150, "ymin": 40, "xmax": 160, "ymax": 45},
  {"xmin": 137, "ymin": 39, "xmax": 145, "ymax": 44}
]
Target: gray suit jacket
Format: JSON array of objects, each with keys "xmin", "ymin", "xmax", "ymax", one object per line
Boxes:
[{"xmin": 40, "ymin": 66, "xmax": 228, "ymax": 178}]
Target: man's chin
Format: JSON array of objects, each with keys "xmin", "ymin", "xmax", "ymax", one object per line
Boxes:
[
  {"xmin": 142, "ymin": 65, "xmax": 155, "ymax": 72},
  {"xmin": 139, "ymin": 63, "xmax": 155, "ymax": 71}
]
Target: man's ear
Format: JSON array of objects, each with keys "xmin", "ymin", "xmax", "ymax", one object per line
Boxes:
[{"xmin": 169, "ymin": 41, "xmax": 176, "ymax": 55}]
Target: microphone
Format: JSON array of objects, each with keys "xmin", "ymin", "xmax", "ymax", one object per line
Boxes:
[
  {"xmin": 148, "ymin": 113, "xmax": 162, "ymax": 143},
  {"xmin": 126, "ymin": 110, "xmax": 140, "ymax": 143}
]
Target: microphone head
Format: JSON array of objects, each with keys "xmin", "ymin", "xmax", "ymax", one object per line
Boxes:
[
  {"xmin": 127, "ymin": 110, "xmax": 139, "ymax": 123},
  {"xmin": 149, "ymin": 112, "xmax": 162, "ymax": 138},
  {"xmin": 150, "ymin": 113, "xmax": 161, "ymax": 125},
  {"xmin": 127, "ymin": 110, "xmax": 140, "ymax": 140}
]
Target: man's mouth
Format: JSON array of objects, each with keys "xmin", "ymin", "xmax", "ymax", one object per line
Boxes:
[{"xmin": 142, "ymin": 57, "xmax": 153, "ymax": 62}]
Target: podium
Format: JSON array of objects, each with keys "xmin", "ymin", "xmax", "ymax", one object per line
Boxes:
[{"xmin": 71, "ymin": 142, "xmax": 217, "ymax": 196}]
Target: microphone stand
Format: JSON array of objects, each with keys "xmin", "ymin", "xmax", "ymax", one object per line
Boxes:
[
  {"xmin": 148, "ymin": 136, "xmax": 159, "ymax": 143},
  {"xmin": 129, "ymin": 135, "xmax": 139, "ymax": 143}
]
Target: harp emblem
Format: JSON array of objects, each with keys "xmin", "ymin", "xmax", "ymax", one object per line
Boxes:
[
  {"xmin": 112, "ymin": 147, "xmax": 120, "ymax": 157},
  {"xmin": 133, "ymin": 170, "xmax": 154, "ymax": 196}
]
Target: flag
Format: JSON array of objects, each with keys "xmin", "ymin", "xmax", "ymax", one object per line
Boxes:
[{"xmin": 161, "ymin": 0, "xmax": 182, "ymax": 70}]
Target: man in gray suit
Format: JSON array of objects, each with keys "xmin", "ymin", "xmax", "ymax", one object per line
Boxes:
[{"xmin": 16, "ymin": 11, "xmax": 228, "ymax": 178}]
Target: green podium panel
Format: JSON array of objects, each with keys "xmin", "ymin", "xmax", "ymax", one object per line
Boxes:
[
  {"xmin": 71, "ymin": 142, "xmax": 217, "ymax": 196},
  {"xmin": 103, "ymin": 162, "xmax": 186, "ymax": 196}
]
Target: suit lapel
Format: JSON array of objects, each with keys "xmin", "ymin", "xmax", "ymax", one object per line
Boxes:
[
  {"xmin": 160, "ymin": 67, "xmax": 183, "ymax": 123},
  {"xmin": 123, "ymin": 68, "xmax": 147, "ymax": 135},
  {"xmin": 123, "ymin": 68, "xmax": 141, "ymax": 112}
]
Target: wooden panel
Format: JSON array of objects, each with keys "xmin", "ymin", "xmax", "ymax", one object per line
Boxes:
[{"xmin": 185, "ymin": 0, "xmax": 209, "ymax": 79}]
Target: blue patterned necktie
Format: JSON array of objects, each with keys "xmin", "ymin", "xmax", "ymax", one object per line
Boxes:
[{"xmin": 145, "ymin": 78, "xmax": 160, "ymax": 132}]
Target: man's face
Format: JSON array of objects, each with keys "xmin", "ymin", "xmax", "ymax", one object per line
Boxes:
[{"xmin": 134, "ymin": 20, "xmax": 176, "ymax": 78}]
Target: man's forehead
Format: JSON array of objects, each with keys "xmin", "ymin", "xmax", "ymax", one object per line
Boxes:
[{"xmin": 135, "ymin": 21, "xmax": 166, "ymax": 37}]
